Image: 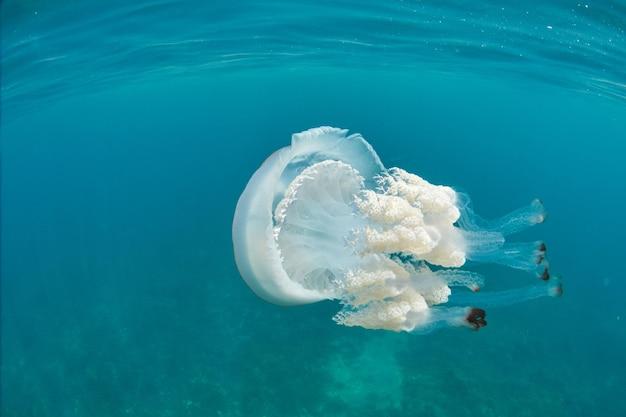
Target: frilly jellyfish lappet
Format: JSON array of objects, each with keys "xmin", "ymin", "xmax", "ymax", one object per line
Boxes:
[{"xmin": 233, "ymin": 127, "xmax": 562, "ymax": 332}]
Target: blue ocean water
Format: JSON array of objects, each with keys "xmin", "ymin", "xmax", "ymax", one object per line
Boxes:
[{"xmin": 2, "ymin": 1, "xmax": 626, "ymax": 417}]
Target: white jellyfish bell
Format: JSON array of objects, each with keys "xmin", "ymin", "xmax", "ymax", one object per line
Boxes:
[{"xmin": 233, "ymin": 127, "xmax": 561, "ymax": 332}]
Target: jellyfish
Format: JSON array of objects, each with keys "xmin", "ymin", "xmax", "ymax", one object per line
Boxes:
[{"xmin": 232, "ymin": 127, "xmax": 561, "ymax": 332}]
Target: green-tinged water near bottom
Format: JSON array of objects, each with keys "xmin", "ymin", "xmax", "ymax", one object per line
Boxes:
[{"xmin": 2, "ymin": 69, "xmax": 626, "ymax": 417}]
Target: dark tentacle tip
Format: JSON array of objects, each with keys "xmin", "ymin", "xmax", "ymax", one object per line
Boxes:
[
  {"xmin": 540, "ymin": 268, "xmax": 550, "ymax": 281},
  {"xmin": 466, "ymin": 308, "xmax": 487, "ymax": 330},
  {"xmin": 538, "ymin": 242, "xmax": 547, "ymax": 253}
]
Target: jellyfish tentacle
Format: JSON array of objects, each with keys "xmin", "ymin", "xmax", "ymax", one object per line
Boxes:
[
  {"xmin": 407, "ymin": 306, "xmax": 484, "ymax": 333},
  {"xmin": 457, "ymin": 197, "xmax": 546, "ymax": 236},
  {"xmin": 487, "ymin": 199, "xmax": 546, "ymax": 236},
  {"xmin": 450, "ymin": 278, "xmax": 563, "ymax": 308},
  {"xmin": 433, "ymin": 270, "xmax": 485, "ymax": 292},
  {"xmin": 466, "ymin": 240, "xmax": 550, "ymax": 278},
  {"xmin": 409, "ymin": 306, "xmax": 487, "ymax": 332},
  {"xmin": 457, "ymin": 197, "xmax": 549, "ymax": 279}
]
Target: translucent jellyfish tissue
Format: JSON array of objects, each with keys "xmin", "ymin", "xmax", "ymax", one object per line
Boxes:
[{"xmin": 232, "ymin": 127, "xmax": 562, "ymax": 333}]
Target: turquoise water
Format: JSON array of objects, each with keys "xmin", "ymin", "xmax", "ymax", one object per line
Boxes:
[{"xmin": 2, "ymin": 1, "xmax": 626, "ymax": 417}]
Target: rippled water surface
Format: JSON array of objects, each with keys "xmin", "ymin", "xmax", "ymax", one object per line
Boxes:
[
  {"xmin": 3, "ymin": 0, "xmax": 626, "ymax": 114},
  {"xmin": 2, "ymin": 1, "xmax": 626, "ymax": 417}
]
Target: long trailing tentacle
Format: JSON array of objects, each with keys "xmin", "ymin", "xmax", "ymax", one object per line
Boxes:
[
  {"xmin": 408, "ymin": 306, "xmax": 487, "ymax": 333},
  {"xmin": 456, "ymin": 194, "xmax": 552, "ymax": 279},
  {"xmin": 456, "ymin": 195, "xmax": 546, "ymax": 236},
  {"xmin": 466, "ymin": 240, "xmax": 550, "ymax": 279},
  {"xmin": 449, "ymin": 278, "xmax": 562, "ymax": 308}
]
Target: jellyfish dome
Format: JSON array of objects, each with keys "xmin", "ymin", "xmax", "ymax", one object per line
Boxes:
[{"xmin": 233, "ymin": 127, "xmax": 561, "ymax": 332}]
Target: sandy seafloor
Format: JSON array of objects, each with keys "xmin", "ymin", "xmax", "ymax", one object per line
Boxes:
[{"xmin": 2, "ymin": 2, "xmax": 626, "ymax": 415}]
